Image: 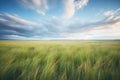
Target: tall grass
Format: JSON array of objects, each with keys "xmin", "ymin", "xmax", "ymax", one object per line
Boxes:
[{"xmin": 0, "ymin": 41, "xmax": 120, "ymax": 80}]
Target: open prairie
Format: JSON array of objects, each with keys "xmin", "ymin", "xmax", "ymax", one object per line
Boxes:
[{"xmin": 0, "ymin": 41, "xmax": 120, "ymax": 80}]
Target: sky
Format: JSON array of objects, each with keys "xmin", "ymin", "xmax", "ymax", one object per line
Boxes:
[{"xmin": 0, "ymin": 0, "xmax": 120, "ymax": 40}]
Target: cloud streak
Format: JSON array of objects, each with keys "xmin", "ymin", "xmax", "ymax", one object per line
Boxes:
[
  {"xmin": 0, "ymin": 8, "xmax": 120, "ymax": 40},
  {"xmin": 18, "ymin": 0, "xmax": 89, "ymax": 18},
  {"xmin": 75, "ymin": 0, "xmax": 89, "ymax": 9},
  {"xmin": 61, "ymin": 8, "xmax": 120, "ymax": 39},
  {"xmin": 63, "ymin": 0, "xmax": 89, "ymax": 19},
  {"xmin": 19, "ymin": 0, "xmax": 48, "ymax": 15},
  {"xmin": 0, "ymin": 13, "xmax": 62, "ymax": 40}
]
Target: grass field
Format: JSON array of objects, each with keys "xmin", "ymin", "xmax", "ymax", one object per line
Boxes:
[{"xmin": 0, "ymin": 41, "xmax": 120, "ymax": 80}]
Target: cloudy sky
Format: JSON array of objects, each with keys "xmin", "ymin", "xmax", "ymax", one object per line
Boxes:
[{"xmin": 0, "ymin": 0, "xmax": 120, "ymax": 40}]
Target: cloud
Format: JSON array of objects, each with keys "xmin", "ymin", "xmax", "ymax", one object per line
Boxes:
[
  {"xmin": 104, "ymin": 8, "xmax": 120, "ymax": 17},
  {"xmin": 61, "ymin": 8, "xmax": 120, "ymax": 40},
  {"xmin": 104, "ymin": 8, "xmax": 120, "ymax": 22},
  {"xmin": 75, "ymin": 0, "xmax": 89, "ymax": 9},
  {"xmin": 63, "ymin": 0, "xmax": 89, "ymax": 19},
  {"xmin": 0, "ymin": 8, "xmax": 120, "ymax": 40},
  {"xmin": 5, "ymin": 13, "xmax": 36, "ymax": 26},
  {"xmin": 66, "ymin": 8, "xmax": 120, "ymax": 32},
  {"xmin": 0, "ymin": 13, "xmax": 40, "ymax": 38},
  {"xmin": 1, "ymin": 34, "xmax": 28, "ymax": 40},
  {"xmin": 85, "ymin": 27, "xmax": 120, "ymax": 40},
  {"xmin": 18, "ymin": 0, "xmax": 88, "ymax": 18},
  {"xmin": 63, "ymin": 0, "xmax": 75, "ymax": 19},
  {"xmin": 60, "ymin": 21, "xmax": 120, "ymax": 40},
  {"xmin": 0, "ymin": 13, "xmax": 63, "ymax": 40},
  {"xmin": 0, "ymin": 13, "xmax": 36, "ymax": 31},
  {"xmin": 19, "ymin": 0, "xmax": 48, "ymax": 15}
]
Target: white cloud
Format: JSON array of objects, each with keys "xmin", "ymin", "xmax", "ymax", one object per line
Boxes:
[
  {"xmin": 36, "ymin": 9, "xmax": 46, "ymax": 15},
  {"xmin": 104, "ymin": 8, "xmax": 120, "ymax": 17},
  {"xmin": 19, "ymin": 0, "xmax": 48, "ymax": 15},
  {"xmin": 63, "ymin": 0, "xmax": 75, "ymax": 19},
  {"xmin": 5, "ymin": 13, "xmax": 36, "ymax": 25},
  {"xmin": 60, "ymin": 21, "xmax": 120, "ymax": 40},
  {"xmin": 104, "ymin": 8, "xmax": 120, "ymax": 22},
  {"xmin": 87, "ymin": 13, "xmax": 120, "ymax": 39},
  {"xmin": 89, "ymin": 27, "xmax": 120, "ymax": 40},
  {"xmin": 63, "ymin": 0, "xmax": 89, "ymax": 19},
  {"xmin": 75, "ymin": 0, "xmax": 89, "ymax": 9},
  {"xmin": 60, "ymin": 8, "xmax": 120, "ymax": 40},
  {"xmin": 0, "ymin": 13, "xmax": 38, "ymax": 31},
  {"xmin": 0, "ymin": 8, "xmax": 120, "ymax": 40},
  {"xmin": 104, "ymin": 11, "xmax": 114, "ymax": 17},
  {"xmin": 0, "ymin": 13, "xmax": 63, "ymax": 40},
  {"xmin": 4, "ymin": 34, "xmax": 29, "ymax": 40}
]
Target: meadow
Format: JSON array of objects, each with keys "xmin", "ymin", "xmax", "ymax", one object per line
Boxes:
[{"xmin": 0, "ymin": 41, "xmax": 120, "ymax": 80}]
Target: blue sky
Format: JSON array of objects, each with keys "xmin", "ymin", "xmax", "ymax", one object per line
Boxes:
[{"xmin": 0, "ymin": 0, "xmax": 120, "ymax": 40}]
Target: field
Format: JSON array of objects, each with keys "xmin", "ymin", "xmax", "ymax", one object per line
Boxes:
[{"xmin": 0, "ymin": 41, "xmax": 120, "ymax": 80}]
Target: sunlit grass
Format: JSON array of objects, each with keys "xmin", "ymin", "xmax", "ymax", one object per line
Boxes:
[{"xmin": 0, "ymin": 41, "xmax": 120, "ymax": 80}]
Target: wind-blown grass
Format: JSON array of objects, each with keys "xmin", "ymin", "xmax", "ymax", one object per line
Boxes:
[{"xmin": 0, "ymin": 41, "xmax": 120, "ymax": 80}]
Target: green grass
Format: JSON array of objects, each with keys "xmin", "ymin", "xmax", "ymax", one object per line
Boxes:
[{"xmin": 0, "ymin": 41, "xmax": 120, "ymax": 80}]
